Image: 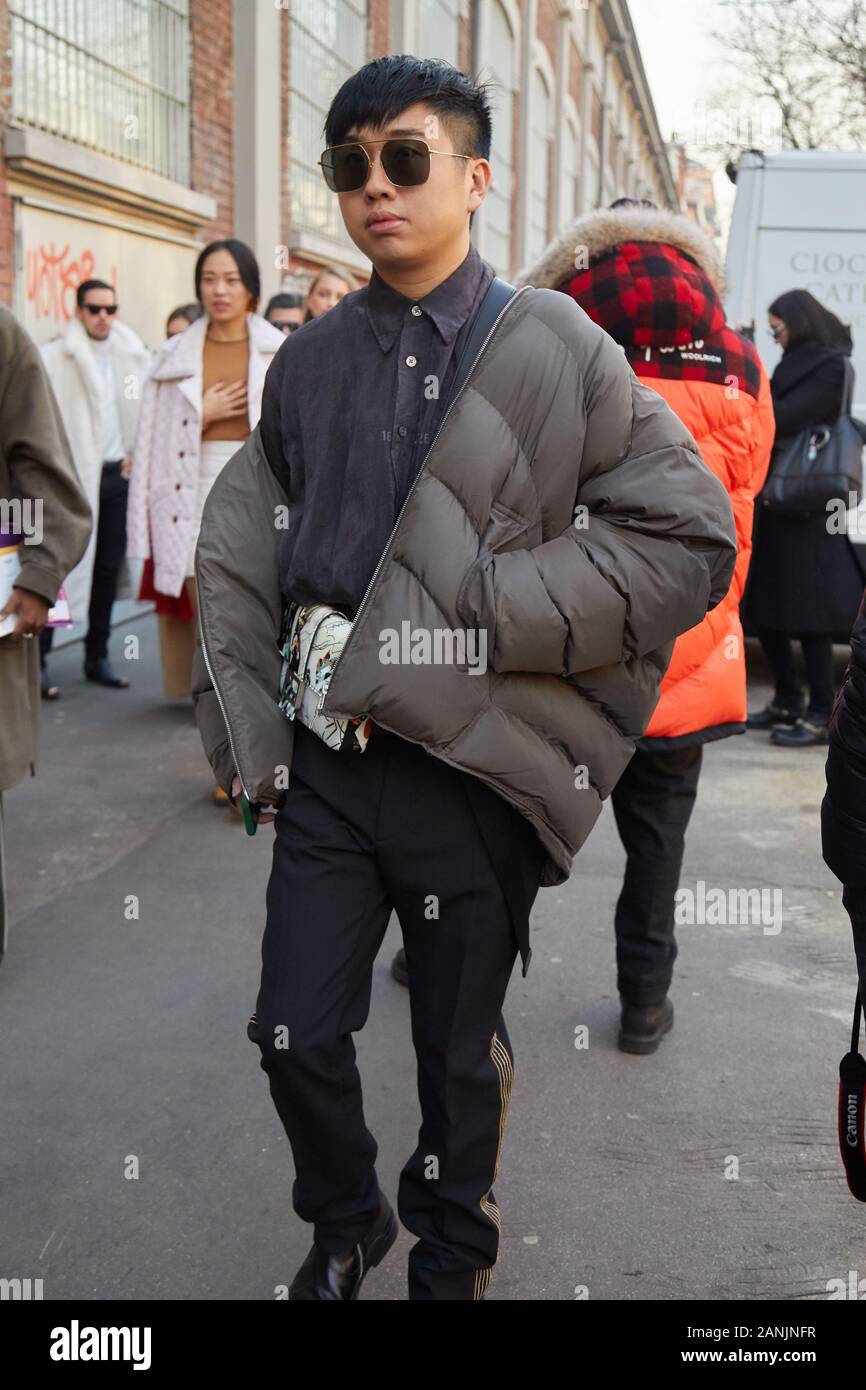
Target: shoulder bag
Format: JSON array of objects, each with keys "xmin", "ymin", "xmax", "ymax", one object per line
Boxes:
[{"xmin": 760, "ymin": 356, "xmax": 864, "ymax": 517}]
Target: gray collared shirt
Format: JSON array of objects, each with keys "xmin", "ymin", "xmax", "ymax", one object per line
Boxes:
[{"xmin": 260, "ymin": 242, "xmax": 494, "ymax": 618}]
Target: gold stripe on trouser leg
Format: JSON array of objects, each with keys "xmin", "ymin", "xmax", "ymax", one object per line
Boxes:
[{"xmin": 473, "ymin": 1031, "xmax": 514, "ymax": 1298}]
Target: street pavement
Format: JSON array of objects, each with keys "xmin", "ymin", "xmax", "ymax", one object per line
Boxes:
[{"xmin": 1, "ymin": 614, "xmax": 862, "ymax": 1302}]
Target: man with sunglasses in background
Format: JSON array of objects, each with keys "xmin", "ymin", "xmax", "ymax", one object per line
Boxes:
[
  {"xmin": 192, "ymin": 56, "xmax": 736, "ymax": 1300},
  {"xmin": 40, "ymin": 278, "xmax": 150, "ymax": 693}
]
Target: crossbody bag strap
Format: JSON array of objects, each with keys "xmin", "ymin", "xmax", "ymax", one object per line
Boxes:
[
  {"xmin": 444, "ymin": 275, "xmax": 518, "ymax": 413},
  {"xmin": 840, "ymin": 354, "xmax": 856, "ymax": 417}
]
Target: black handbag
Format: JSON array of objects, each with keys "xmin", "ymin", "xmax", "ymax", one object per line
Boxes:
[
  {"xmin": 838, "ymin": 990, "xmax": 866, "ymax": 1201},
  {"xmin": 760, "ymin": 356, "xmax": 864, "ymax": 516}
]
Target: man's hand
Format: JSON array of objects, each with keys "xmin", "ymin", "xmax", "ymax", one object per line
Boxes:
[
  {"xmin": 0, "ymin": 587, "xmax": 51, "ymax": 641},
  {"xmin": 230, "ymin": 775, "xmax": 276, "ymax": 824},
  {"xmin": 120, "ymin": 453, "xmax": 134, "ymax": 480}
]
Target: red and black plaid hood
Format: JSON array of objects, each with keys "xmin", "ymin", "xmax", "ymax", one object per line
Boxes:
[{"xmin": 561, "ymin": 241, "xmax": 725, "ymax": 348}]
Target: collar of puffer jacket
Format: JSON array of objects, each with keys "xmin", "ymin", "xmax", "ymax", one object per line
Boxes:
[{"xmin": 513, "ymin": 207, "xmax": 727, "ymax": 350}]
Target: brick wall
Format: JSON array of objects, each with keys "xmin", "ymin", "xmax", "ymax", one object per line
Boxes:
[
  {"xmin": 569, "ymin": 36, "xmax": 583, "ymax": 112},
  {"xmin": 369, "ymin": 0, "xmax": 390, "ymax": 55},
  {"xmin": 536, "ymin": 0, "xmax": 558, "ymax": 64},
  {"xmin": 190, "ymin": 0, "xmax": 235, "ymax": 240}
]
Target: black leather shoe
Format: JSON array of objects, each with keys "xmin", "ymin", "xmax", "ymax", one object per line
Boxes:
[
  {"xmin": 84, "ymin": 658, "xmax": 130, "ymax": 689},
  {"xmin": 770, "ymin": 718, "xmax": 829, "ymax": 747},
  {"xmin": 391, "ymin": 947, "xmax": 409, "ymax": 987},
  {"xmin": 618, "ymin": 998, "xmax": 674, "ymax": 1055},
  {"xmin": 746, "ymin": 702, "xmax": 802, "ymax": 730},
  {"xmin": 289, "ymin": 1192, "xmax": 398, "ymax": 1301}
]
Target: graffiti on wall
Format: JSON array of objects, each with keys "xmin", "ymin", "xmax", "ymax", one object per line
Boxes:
[{"xmin": 25, "ymin": 241, "xmax": 118, "ymax": 324}]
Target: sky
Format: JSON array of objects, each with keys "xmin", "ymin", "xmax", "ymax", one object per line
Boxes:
[{"xmin": 627, "ymin": 0, "xmax": 737, "ymax": 228}]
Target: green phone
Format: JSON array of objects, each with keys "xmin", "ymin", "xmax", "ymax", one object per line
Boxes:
[{"xmin": 239, "ymin": 790, "xmax": 258, "ymax": 836}]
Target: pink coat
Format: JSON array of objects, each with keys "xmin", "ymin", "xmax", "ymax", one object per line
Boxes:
[{"xmin": 127, "ymin": 311, "xmax": 284, "ymax": 597}]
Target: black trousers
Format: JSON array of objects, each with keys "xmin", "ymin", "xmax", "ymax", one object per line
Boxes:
[
  {"xmin": 610, "ymin": 744, "xmax": 703, "ymax": 1006},
  {"xmin": 85, "ymin": 461, "xmax": 128, "ymax": 664},
  {"xmin": 756, "ymin": 627, "xmax": 836, "ymax": 721},
  {"xmin": 247, "ymin": 721, "xmax": 546, "ymax": 1300}
]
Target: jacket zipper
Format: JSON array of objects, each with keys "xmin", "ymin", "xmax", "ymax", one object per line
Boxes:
[
  {"xmin": 321, "ymin": 285, "xmax": 528, "ymax": 714},
  {"xmin": 197, "ymin": 585, "xmax": 253, "ymax": 801}
]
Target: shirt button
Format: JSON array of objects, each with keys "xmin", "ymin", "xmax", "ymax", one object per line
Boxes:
[
  {"xmin": 411, "ymin": 305, "xmax": 422, "ymax": 317},
  {"xmin": 398, "ymin": 425, "xmax": 407, "ymax": 437},
  {"xmin": 406, "ymin": 355, "xmax": 417, "ymax": 367},
  {"xmin": 179, "ymin": 450, "xmax": 185, "ymax": 458},
  {"xmin": 175, "ymin": 483, "xmax": 181, "ymax": 491}
]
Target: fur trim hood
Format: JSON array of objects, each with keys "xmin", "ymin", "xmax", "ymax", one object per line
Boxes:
[{"xmin": 514, "ymin": 207, "xmax": 725, "ymax": 296}]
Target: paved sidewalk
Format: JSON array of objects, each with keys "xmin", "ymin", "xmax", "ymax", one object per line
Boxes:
[{"xmin": 0, "ymin": 619, "xmax": 859, "ymax": 1300}]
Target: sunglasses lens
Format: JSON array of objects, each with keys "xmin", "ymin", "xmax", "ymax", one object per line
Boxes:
[
  {"xmin": 381, "ymin": 140, "xmax": 430, "ymax": 187},
  {"xmin": 324, "ymin": 144, "xmax": 369, "ymax": 192}
]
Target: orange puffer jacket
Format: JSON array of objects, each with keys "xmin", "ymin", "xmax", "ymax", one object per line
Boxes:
[{"xmin": 516, "ymin": 207, "xmax": 775, "ymax": 746}]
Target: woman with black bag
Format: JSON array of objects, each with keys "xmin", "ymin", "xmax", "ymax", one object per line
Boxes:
[{"xmin": 744, "ymin": 289, "xmax": 864, "ymax": 747}]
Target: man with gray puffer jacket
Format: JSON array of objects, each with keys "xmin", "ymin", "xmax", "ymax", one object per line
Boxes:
[{"xmin": 191, "ymin": 57, "xmax": 737, "ymax": 1303}]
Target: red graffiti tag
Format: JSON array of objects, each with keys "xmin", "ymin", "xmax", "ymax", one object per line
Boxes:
[{"xmin": 25, "ymin": 243, "xmax": 117, "ymax": 323}]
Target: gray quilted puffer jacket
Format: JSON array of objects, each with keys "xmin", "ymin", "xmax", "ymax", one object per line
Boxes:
[{"xmin": 193, "ymin": 285, "xmax": 737, "ymax": 887}]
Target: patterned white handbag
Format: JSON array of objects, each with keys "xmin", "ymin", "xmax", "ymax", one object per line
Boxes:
[{"xmin": 277, "ymin": 603, "xmax": 373, "ymax": 753}]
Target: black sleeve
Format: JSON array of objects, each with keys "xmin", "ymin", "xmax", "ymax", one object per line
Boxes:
[
  {"xmin": 773, "ymin": 356, "xmax": 845, "ymax": 438},
  {"xmin": 823, "ymin": 590, "xmax": 866, "ymax": 888},
  {"xmin": 259, "ymin": 344, "xmax": 287, "ymax": 488}
]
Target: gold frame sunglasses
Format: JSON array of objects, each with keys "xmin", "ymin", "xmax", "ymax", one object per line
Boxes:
[{"xmin": 318, "ymin": 136, "xmax": 471, "ymax": 193}]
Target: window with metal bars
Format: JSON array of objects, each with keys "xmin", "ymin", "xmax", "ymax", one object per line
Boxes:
[
  {"xmin": 287, "ymin": 0, "xmax": 367, "ymax": 245},
  {"xmin": 9, "ymin": 0, "xmax": 191, "ymax": 186}
]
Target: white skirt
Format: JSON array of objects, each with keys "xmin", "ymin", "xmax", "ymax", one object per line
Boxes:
[{"xmin": 186, "ymin": 438, "xmax": 239, "ymax": 577}]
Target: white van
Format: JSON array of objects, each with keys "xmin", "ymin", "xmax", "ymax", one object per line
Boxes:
[{"xmin": 725, "ymin": 150, "xmax": 866, "ymax": 415}]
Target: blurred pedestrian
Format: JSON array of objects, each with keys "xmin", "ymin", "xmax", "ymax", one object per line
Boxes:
[
  {"xmin": 127, "ymin": 238, "xmax": 283, "ymax": 803},
  {"xmin": 744, "ymin": 290, "xmax": 862, "ymax": 746},
  {"xmin": 0, "ymin": 308, "xmax": 91, "ymax": 965},
  {"xmin": 264, "ymin": 292, "xmax": 305, "ymax": 334},
  {"xmin": 39, "ymin": 280, "xmax": 150, "ymax": 692},
  {"xmin": 302, "ymin": 265, "xmax": 354, "ymax": 321},
  {"xmin": 513, "ymin": 200, "xmax": 774, "ymax": 1053},
  {"xmin": 165, "ymin": 302, "xmax": 203, "ymax": 338}
]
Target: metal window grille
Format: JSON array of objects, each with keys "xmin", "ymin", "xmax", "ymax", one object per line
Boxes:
[
  {"xmin": 288, "ymin": 0, "xmax": 367, "ymax": 245},
  {"xmin": 10, "ymin": 0, "xmax": 191, "ymax": 185},
  {"xmin": 418, "ymin": 0, "xmax": 459, "ymax": 63}
]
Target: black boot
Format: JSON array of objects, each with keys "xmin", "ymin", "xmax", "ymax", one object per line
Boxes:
[
  {"xmin": 289, "ymin": 1192, "xmax": 398, "ymax": 1300},
  {"xmin": 618, "ymin": 997, "xmax": 674, "ymax": 1055},
  {"xmin": 84, "ymin": 657, "xmax": 130, "ymax": 689},
  {"xmin": 770, "ymin": 717, "xmax": 829, "ymax": 747},
  {"xmin": 746, "ymin": 701, "xmax": 802, "ymax": 729}
]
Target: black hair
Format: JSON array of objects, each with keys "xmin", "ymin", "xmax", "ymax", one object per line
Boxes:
[
  {"xmin": 264, "ymin": 292, "xmax": 304, "ymax": 317},
  {"xmin": 194, "ymin": 239, "xmax": 261, "ymax": 308},
  {"xmin": 165, "ymin": 302, "xmax": 203, "ymax": 333},
  {"xmin": 324, "ymin": 54, "xmax": 493, "ymax": 163},
  {"xmin": 608, "ymin": 197, "xmax": 659, "ymax": 211},
  {"xmin": 76, "ymin": 278, "xmax": 114, "ymax": 307},
  {"xmin": 768, "ymin": 288, "xmax": 853, "ymax": 352}
]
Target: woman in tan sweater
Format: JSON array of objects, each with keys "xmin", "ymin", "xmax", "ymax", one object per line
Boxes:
[{"xmin": 129, "ymin": 239, "xmax": 283, "ymax": 803}]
